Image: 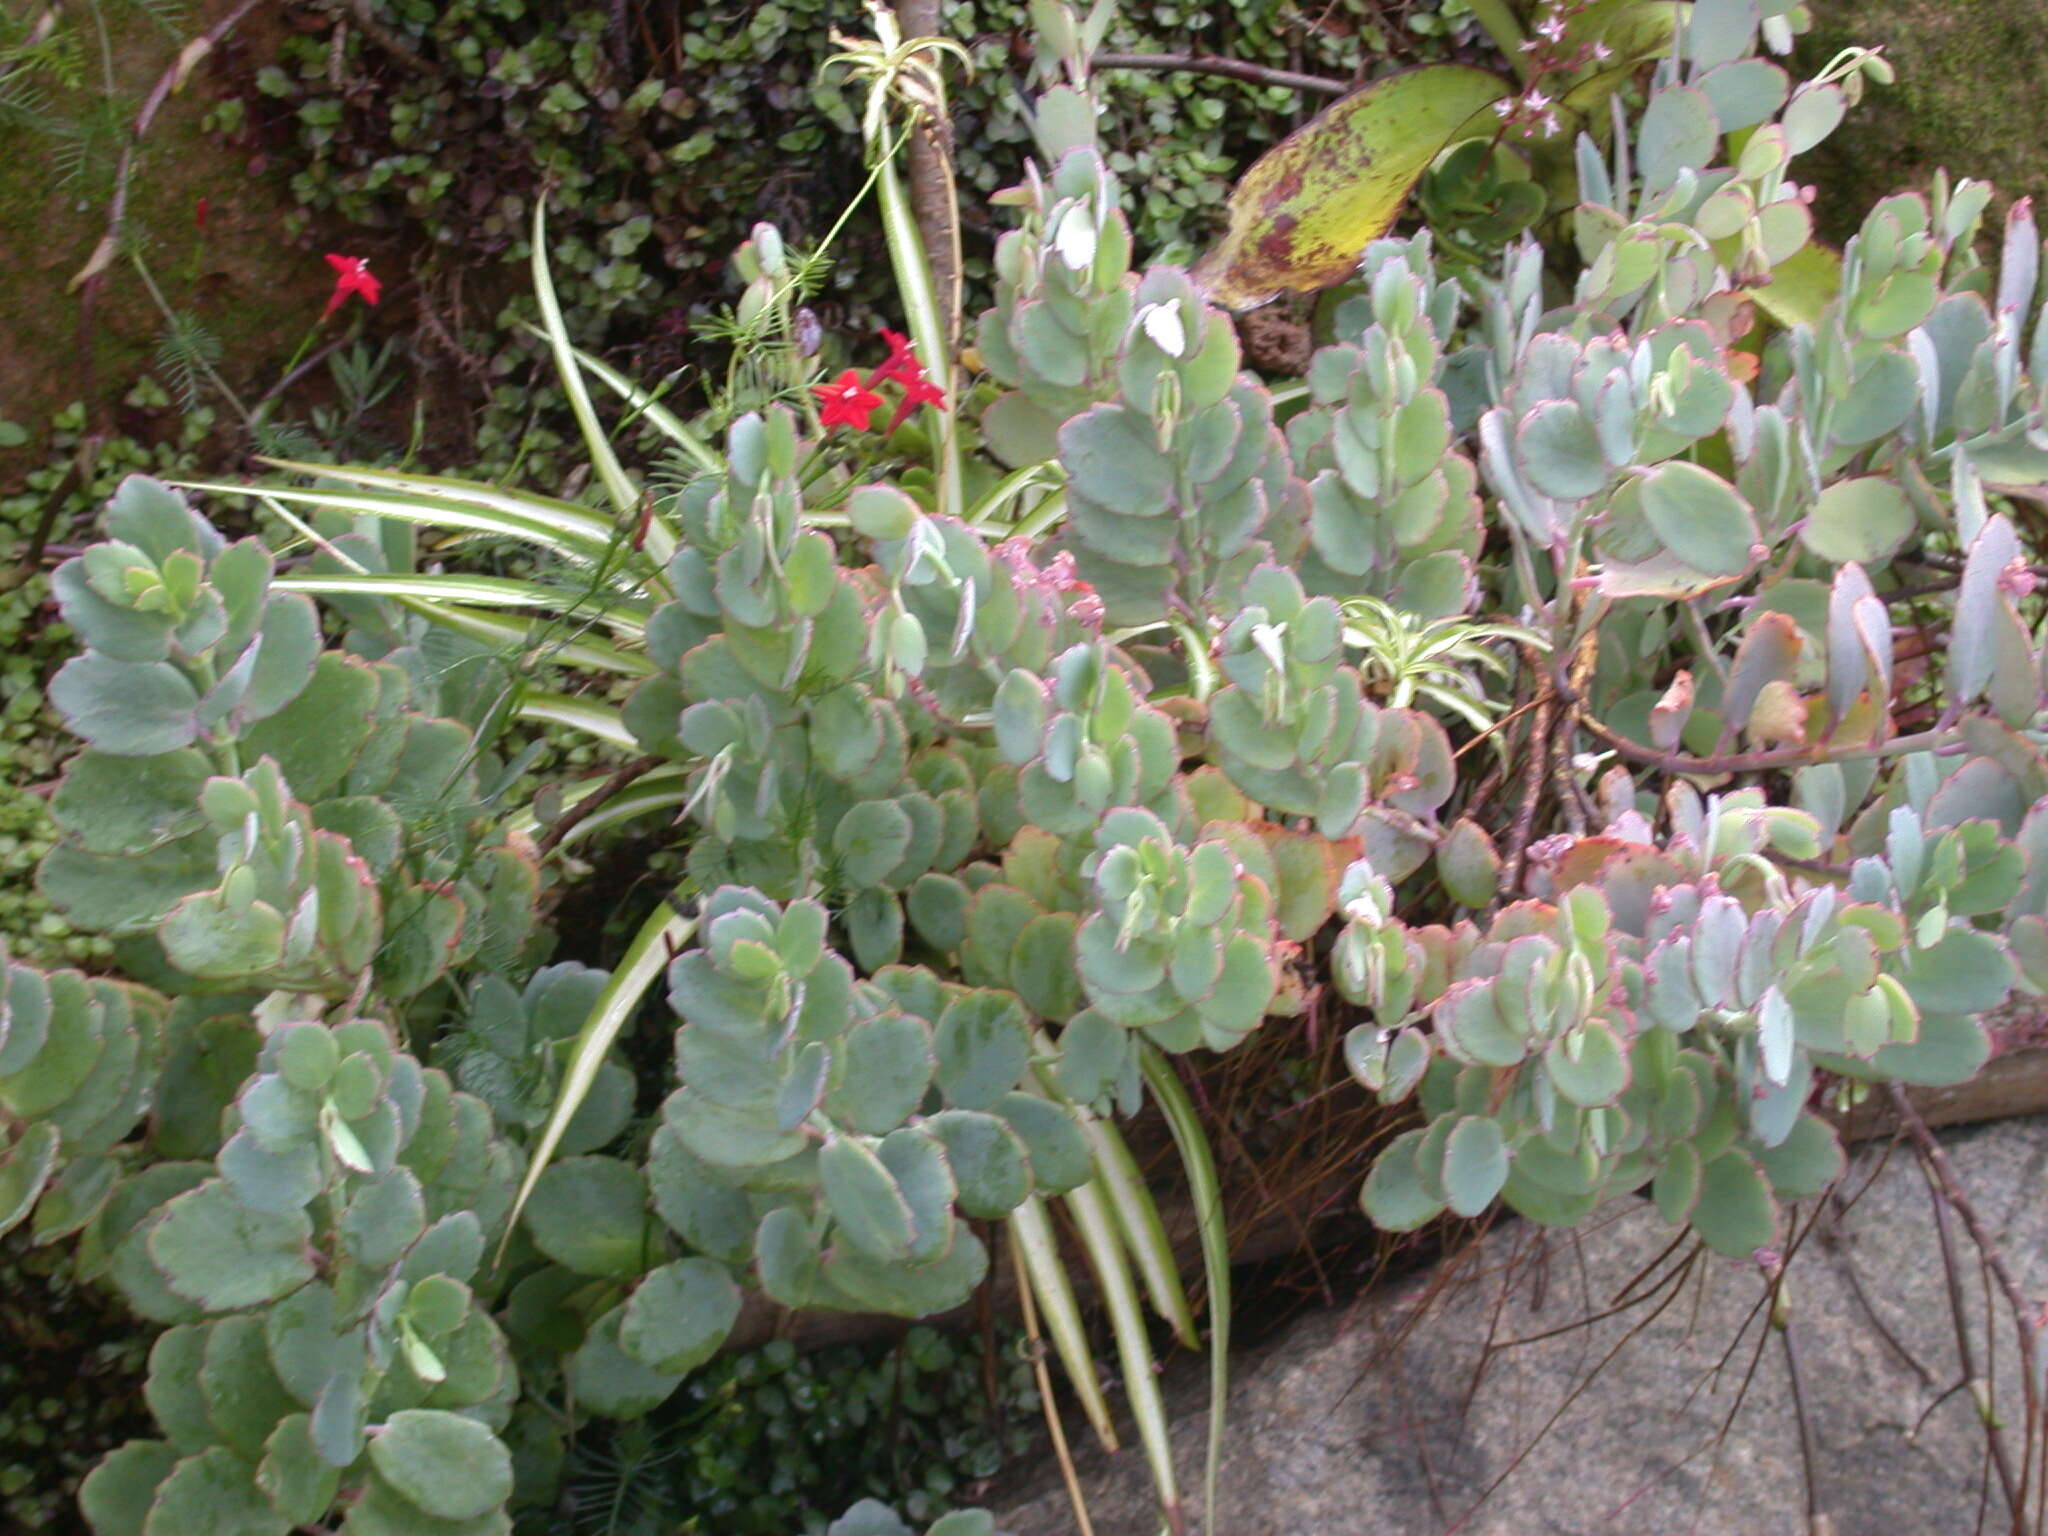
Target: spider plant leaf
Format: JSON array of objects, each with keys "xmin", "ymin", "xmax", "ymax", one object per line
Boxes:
[
  {"xmin": 532, "ymin": 201, "xmax": 675, "ymax": 574},
  {"xmin": 1007, "ymin": 1196, "xmax": 1119, "ymax": 1450},
  {"xmin": 517, "ymin": 323, "xmax": 723, "ymax": 478},
  {"xmin": 273, "ymin": 573, "xmax": 647, "ymax": 638},
  {"xmin": 516, "ymin": 693, "xmax": 640, "ymax": 751},
  {"xmin": 177, "ymin": 477, "xmax": 615, "ymax": 565},
  {"xmin": 1073, "ymin": 1107, "xmax": 1198, "ymax": 1347},
  {"xmin": 387, "ymin": 599, "xmax": 656, "ymax": 678},
  {"xmin": 507, "ymin": 768, "xmax": 691, "ymax": 848},
  {"xmin": 253, "ymin": 458, "xmax": 627, "ymax": 562},
  {"xmin": 1141, "ymin": 1043, "xmax": 1228, "ymax": 1536},
  {"xmin": 1062, "ymin": 1177, "xmax": 1181, "ymax": 1524},
  {"xmin": 875, "ymin": 152, "xmax": 964, "ymax": 522}
]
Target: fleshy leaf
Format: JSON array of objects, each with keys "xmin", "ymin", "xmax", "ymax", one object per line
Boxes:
[{"xmin": 1193, "ymin": 66, "xmax": 1510, "ymax": 310}]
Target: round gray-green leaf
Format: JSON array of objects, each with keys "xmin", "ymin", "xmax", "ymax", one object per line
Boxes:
[
  {"xmin": 79, "ymin": 1439, "xmax": 179, "ymax": 1536},
  {"xmin": 1544, "ymin": 1020, "xmax": 1629, "ymax": 1107},
  {"xmin": 924, "ymin": 1109, "xmax": 1033, "ymax": 1218},
  {"xmin": 934, "ymin": 991, "xmax": 1031, "ymax": 1110},
  {"xmin": 366, "ymin": 1409, "xmax": 512, "ymax": 1521},
  {"xmin": 847, "ymin": 485, "xmax": 920, "ymax": 542},
  {"xmin": 49, "ymin": 655, "xmax": 201, "ymax": 757},
  {"xmin": 521, "ymin": 1156, "xmax": 651, "ymax": 1278},
  {"xmin": 1638, "ymin": 461, "xmax": 1759, "ymax": 579},
  {"xmin": 140, "ymin": 1446, "xmax": 288, "ymax": 1536},
  {"xmin": 256, "ymin": 1414, "xmax": 340, "ymax": 1525},
  {"xmin": 1689, "ymin": 1151, "xmax": 1777, "ymax": 1257},
  {"xmin": 820, "ymin": 1133, "xmax": 915, "ymax": 1263},
  {"xmin": 1515, "ymin": 400, "xmax": 1608, "ymax": 501},
  {"xmin": 567, "ymin": 1307, "xmax": 685, "ymax": 1419},
  {"xmin": 618, "ymin": 1257, "xmax": 741, "ymax": 1374},
  {"xmin": 1799, "ymin": 476, "xmax": 1914, "ymax": 565},
  {"xmin": 274, "ymin": 1023, "xmax": 340, "ymax": 1093},
  {"xmin": 834, "ymin": 800, "xmax": 914, "ymax": 887},
  {"xmin": 1440, "ymin": 1115, "xmax": 1509, "ymax": 1217},
  {"xmin": 827, "ymin": 1501, "xmax": 916, "ymax": 1536},
  {"xmin": 1652, "ymin": 1140, "xmax": 1701, "ymax": 1223},
  {"xmin": 146, "ymin": 1179, "xmax": 315, "ymax": 1311},
  {"xmin": 1637, "ymin": 84, "xmax": 1718, "ymax": 194},
  {"xmin": 1359, "ymin": 1129, "xmax": 1445, "ymax": 1232}
]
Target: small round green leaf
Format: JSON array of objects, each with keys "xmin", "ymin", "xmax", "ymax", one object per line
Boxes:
[
  {"xmin": 367, "ymin": 1409, "xmax": 512, "ymax": 1521},
  {"xmin": 847, "ymin": 485, "xmax": 920, "ymax": 542},
  {"xmin": 79, "ymin": 1440, "xmax": 179, "ymax": 1536},
  {"xmin": 924, "ymin": 1109, "xmax": 1033, "ymax": 1217},
  {"xmin": 275, "ymin": 1024, "xmax": 339, "ymax": 1092},
  {"xmin": 521, "ymin": 1156, "xmax": 652, "ymax": 1278},
  {"xmin": 991, "ymin": 1092, "xmax": 1092, "ymax": 1193},
  {"xmin": 934, "ymin": 991, "xmax": 1032, "ymax": 1110},
  {"xmin": 256, "ymin": 1415, "xmax": 340, "ymax": 1525},
  {"xmin": 618, "ymin": 1257, "xmax": 742, "ymax": 1375},
  {"xmin": 1652, "ymin": 1140, "xmax": 1702, "ymax": 1224},
  {"xmin": 1359, "ymin": 1128, "xmax": 1446, "ymax": 1232},
  {"xmin": 1544, "ymin": 1021, "xmax": 1629, "ymax": 1107},
  {"xmin": 50, "ymin": 656, "xmax": 201, "ymax": 757},
  {"xmin": 834, "ymin": 800, "xmax": 914, "ymax": 888},
  {"xmin": 1440, "ymin": 1115, "xmax": 1509, "ymax": 1217},
  {"xmin": 567, "ymin": 1307, "xmax": 685, "ymax": 1420},
  {"xmin": 140, "ymin": 1446, "xmax": 286, "ymax": 1536},
  {"xmin": 1689, "ymin": 1150, "xmax": 1778, "ymax": 1257},
  {"xmin": 1751, "ymin": 1113, "xmax": 1845, "ymax": 1198},
  {"xmin": 1638, "ymin": 461, "xmax": 1759, "ymax": 579},
  {"xmin": 820, "ymin": 1133, "xmax": 916, "ymax": 1263},
  {"xmin": 1799, "ymin": 476, "xmax": 1914, "ymax": 565},
  {"xmin": 147, "ymin": 1179, "xmax": 316, "ymax": 1311}
]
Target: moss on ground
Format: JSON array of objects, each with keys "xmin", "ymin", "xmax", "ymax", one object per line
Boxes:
[
  {"xmin": 1799, "ymin": 0, "xmax": 2048, "ymax": 243},
  {"xmin": 0, "ymin": 0, "xmax": 333, "ymax": 471}
]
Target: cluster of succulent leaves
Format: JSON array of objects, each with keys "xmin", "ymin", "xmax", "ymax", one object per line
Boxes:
[
  {"xmin": 0, "ymin": 394, "xmax": 247, "ymax": 976},
  {"xmin": 18, "ymin": 0, "xmax": 2048, "ymax": 1531}
]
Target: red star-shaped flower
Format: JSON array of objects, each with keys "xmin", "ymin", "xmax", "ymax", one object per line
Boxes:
[
  {"xmin": 868, "ymin": 328, "xmax": 924, "ymax": 388},
  {"xmin": 812, "ymin": 368, "xmax": 882, "ymax": 431},
  {"xmin": 323, "ymin": 254, "xmax": 381, "ymax": 319},
  {"xmin": 885, "ymin": 370, "xmax": 948, "ymax": 436}
]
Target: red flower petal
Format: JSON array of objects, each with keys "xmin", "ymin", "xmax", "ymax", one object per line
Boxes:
[{"xmin": 812, "ymin": 368, "xmax": 882, "ymax": 431}]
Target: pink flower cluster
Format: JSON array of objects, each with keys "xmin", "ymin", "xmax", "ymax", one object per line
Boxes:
[
  {"xmin": 1492, "ymin": 0, "xmax": 1614, "ymax": 140},
  {"xmin": 992, "ymin": 539, "xmax": 1103, "ymax": 630}
]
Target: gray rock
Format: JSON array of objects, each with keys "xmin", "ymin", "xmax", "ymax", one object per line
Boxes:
[{"xmin": 996, "ymin": 1116, "xmax": 2048, "ymax": 1536}]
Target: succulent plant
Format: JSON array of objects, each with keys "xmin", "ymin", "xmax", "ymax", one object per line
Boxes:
[{"xmin": 15, "ymin": 4, "xmax": 2048, "ymax": 1534}]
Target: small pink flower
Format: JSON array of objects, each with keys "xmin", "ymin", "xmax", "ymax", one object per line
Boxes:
[{"xmin": 2001, "ymin": 556, "xmax": 2038, "ymax": 600}]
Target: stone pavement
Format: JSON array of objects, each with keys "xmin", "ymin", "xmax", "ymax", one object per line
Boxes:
[{"xmin": 996, "ymin": 1115, "xmax": 2048, "ymax": 1536}]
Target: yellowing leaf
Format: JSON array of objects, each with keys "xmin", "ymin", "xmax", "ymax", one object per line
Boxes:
[
  {"xmin": 1749, "ymin": 241, "xmax": 1841, "ymax": 329},
  {"xmin": 1193, "ymin": 65, "xmax": 1511, "ymax": 311}
]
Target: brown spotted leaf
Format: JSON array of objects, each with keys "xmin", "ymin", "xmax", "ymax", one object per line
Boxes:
[{"xmin": 1192, "ymin": 65, "xmax": 1511, "ymax": 311}]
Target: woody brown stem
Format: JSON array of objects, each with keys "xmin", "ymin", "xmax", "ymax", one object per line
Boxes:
[
  {"xmin": 535, "ymin": 755, "xmax": 666, "ymax": 857},
  {"xmin": 895, "ymin": 0, "xmax": 960, "ymax": 356}
]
